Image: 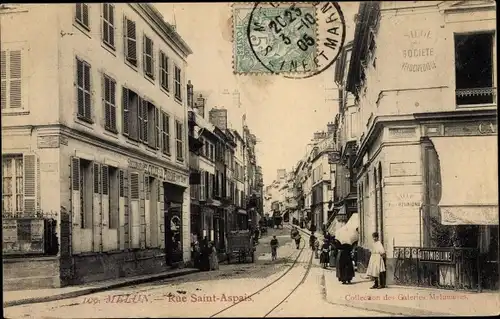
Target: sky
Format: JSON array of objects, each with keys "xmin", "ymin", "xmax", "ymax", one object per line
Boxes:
[{"xmin": 156, "ymin": 3, "xmax": 359, "ymax": 186}]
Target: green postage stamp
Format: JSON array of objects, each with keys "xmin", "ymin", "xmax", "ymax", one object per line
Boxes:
[
  {"xmin": 232, "ymin": 2, "xmax": 318, "ymax": 75},
  {"xmin": 232, "ymin": 2, "xmax": 345, "ymax": 78}
]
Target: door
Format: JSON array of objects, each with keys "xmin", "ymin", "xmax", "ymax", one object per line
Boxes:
[{"xmin": 164, "ymin": 201, "xmax": 182, "ymax": 265}]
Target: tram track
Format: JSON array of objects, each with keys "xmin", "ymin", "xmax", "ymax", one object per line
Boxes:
[{"xmin": 209, "ymin": 233, "xmax": 315, "ymax": 318}]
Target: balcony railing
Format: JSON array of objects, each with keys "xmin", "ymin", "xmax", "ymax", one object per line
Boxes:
[{"xmin": 456, "ymin": 87, "xmax": 496, "ymax": 106}]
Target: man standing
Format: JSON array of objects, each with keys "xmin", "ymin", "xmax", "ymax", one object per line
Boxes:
[{"xmin": 270, "ymin": 235, "xmax": 279, "ymax": 261}]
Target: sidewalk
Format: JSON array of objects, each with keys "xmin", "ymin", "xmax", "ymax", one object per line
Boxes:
[
  {"xmin": 322, "ymin": 268, "xmax": 500, "ymax": 316},
  {"xmin": 288, "ymin": 223, "xmax": 500, "ymax": 316},
  {"xmin": 3, "ymin": 268, "xmax": 199, "ymax": 308}
]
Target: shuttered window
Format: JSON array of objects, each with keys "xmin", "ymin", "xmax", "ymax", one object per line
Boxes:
[
  {"xmin": 75, "ymin": 4, "xmax": 90, "ymax": 30},
  {"xmin": 119, "ymin": 170, "xmax": 124, "ymax": 197},
  {"xmin": 145, "ymin": 101, "xmax": 158, "ymax": 149},
  {"xmin": 140, "ymin": 99, "xmax": 148, "ymax": 144},
  {"xmin": 174, "ymin": 66, "xmax": 182, "ymax": 101},
  {"xmin": 159, "ymin": 51, "xmax": 169, "ymax": 91},
  {"xmin": 76, "ymin": 57, "xmax": 92, "ymax": 122},
  {"xmin": 1, "ymin": 49, "xmax": 22, "ymax": 109},
  {"xmin": 161, "ymin": 112, "xmax": 170, "ymax": 155},
  {"xmin": 124, "ymin": 17, "xmax": 137, "ymax": 66},
  {"xmin": 122, "ymin": 87, "xmax": 140, "ymax": 140},
  {"xmin": 102, "ymin": 3, "xmax": 115, "ymax": 49},
  {"xmin": 94, "ymin": 163, "xmax": 100, "ymax": 194},
  {"xmin": 103, "ymin": 74, "xmax": 117, "ymax": 132},
  {"xmin": 200, "ymin": 170, "xmax": 206, "ymax": 200},
  {"xmin": 175, "ymin": 120, "xmax": 184, "ymax": 161},
  {"xmin": 102, "ymin": 165, "xmax": 109, "ymax": 196},
  {"xmin": 155, "ymin": 107, "xmax": 161, "ymax": 150},
  {"xmin": 130, "ymin": 173, "xmax": 139, "ymax": 200},
  {"xmin": 2, "ymin": 156, "xmax": 23, "ymax": 215},
  {"xmin": 143, "ymin": 35, "xmax": 154, "ymax": 79}
]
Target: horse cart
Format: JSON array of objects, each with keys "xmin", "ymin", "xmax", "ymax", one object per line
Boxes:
[{"xmin": 226, "ymin": 230, "xmax": 256, "ymax": 264}]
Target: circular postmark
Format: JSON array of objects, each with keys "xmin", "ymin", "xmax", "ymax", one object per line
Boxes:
[{"xmin": 246, "ymin": 2, "xmax": 346, "ymax": 79}]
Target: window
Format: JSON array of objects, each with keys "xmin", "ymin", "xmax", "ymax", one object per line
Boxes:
[
  {"xmin": 200, "ymin": 170, "xmax": 206, "ymax": 200},
  {"xmin": 455, "ymin": 32, "xmax": 496, "ymax": 106},
  {"xmin": 145, "ymin": 101, "xmax": 160, "ymax": 149},
  {"xmin": 161, "ymin": 112, "xmax": 170, "ymax": 155},
  {"xmin": 1, "ymin": 49, "xmax": 22, "ymax": 109},
  {"xmin": 174, "ymin": 66, "xmax": 182, "ymax": 101},
  {"xmin": 143, "ymin": 35, "xmax": 154, "ymax": 79},
  {"xmin": 139, "ymin": 99, "xmax": 148, "ymax": 143},
  {"xmin": 103, "ymin": 74, "xmax": 116, "ymax": 132},
  {"xmin": 176, "ymin": 120, "xmax": 184, "ymax": 161},
  {"xmin": 102, "ymin": 4, "xmax": 115, "ymax": 48},
  {"xmin": 159, "ymin": 51, "xmax": 170, "ymax": 91},
  {"xmin": 124, "ymin": 17, "xmax": 137, "ymax": 66},
  {"xmin": 2, "ymin": 156, "xmax": 23, "ymax": 214},
  {"xmin": 76, "ymin": 57, "xmax": 92, "ymax": 122},
  {"xmin": 122, "ymin": 87, "xmax": 140, "ymax": 140},
  {"xmin": 75, "ymin": 4, "xmax": 90, "ymax": 30}
]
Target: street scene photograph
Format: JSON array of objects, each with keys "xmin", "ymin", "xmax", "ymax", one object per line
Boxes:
[{"xmin": 1, "ymin": 1, "xmax": 499, "ymax": 318}]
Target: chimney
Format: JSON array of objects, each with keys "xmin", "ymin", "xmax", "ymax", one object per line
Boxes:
[
  {"xmin": 327, "ymin": 122, "xmax": 336, "ymax": 133},
  {"xmin": 209, "ymin": 108, "xmax": 228, "ymax": 130},
  {"xmin": 194, "ymin": 93, "xmax": 206, "ymax": 118}
]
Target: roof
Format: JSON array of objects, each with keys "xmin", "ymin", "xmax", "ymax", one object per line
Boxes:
[{"xmin": 139, "ymin": 4, "xmax": 193, "ymax": 57}]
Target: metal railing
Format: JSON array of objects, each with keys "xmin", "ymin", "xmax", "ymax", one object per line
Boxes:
[
  {"xmin": 456, "ymin": 87, "xmax": 496, "ymax": 106},
  {"xmin": 393, "ymin": 246, "xmax": 483, "ymax": 292}
]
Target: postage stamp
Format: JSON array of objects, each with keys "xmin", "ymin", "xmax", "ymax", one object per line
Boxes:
[{"xmin": 232, "ymin": 2, "xmax": 346, "ymax": 78}]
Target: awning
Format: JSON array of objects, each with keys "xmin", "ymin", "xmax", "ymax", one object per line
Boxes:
[
  {"xmin": 431, "ymin": 136, "xmax": 498, "ymax": 225},
  {"xmin": 237, "ymin": 209, "xmax": 247, "ymax": 215},
  {"xmin": 327, "ymin": 218, "xmax": 346, "ymax": 235}
]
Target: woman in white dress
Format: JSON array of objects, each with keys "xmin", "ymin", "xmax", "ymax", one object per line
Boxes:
[{"xmin": 366, "ymin": 232, "xmax": 387, "ymax": 289}]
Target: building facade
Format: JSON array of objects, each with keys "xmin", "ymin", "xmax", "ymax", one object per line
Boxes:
[
  {"xmin": 347, "ymin": 1, "xmax": 497, "ymax": 290},
  {"xmin": 2, "ymin": 3, "xmax": 193, "ymax": 289}
]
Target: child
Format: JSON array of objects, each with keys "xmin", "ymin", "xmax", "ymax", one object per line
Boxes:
[
  {"xmin": 270, "ymin": 235, "xmax": 279, "ymax": 261},
  {"xmin": 366, "ymin": 232, "xmax": 386, "ymax": 289}
]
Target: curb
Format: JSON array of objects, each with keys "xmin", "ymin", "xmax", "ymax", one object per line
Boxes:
[{"xmin": 3, "ymin": 268, "xmax": 200, "ymax": 308}]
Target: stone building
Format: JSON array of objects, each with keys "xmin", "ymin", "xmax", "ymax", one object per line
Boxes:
[
  {"xmin": 2, "ymin": 3, "xmax": 192, "ymax": 289},
  {"xmin": 346, "ymin": 1, "xmax": 497, "ymax": 290}
]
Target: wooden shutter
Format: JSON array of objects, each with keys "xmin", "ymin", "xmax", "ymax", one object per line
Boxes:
[
  {"xmin": 101, "ymin": 165, "xmax": 109, "ymax": 229},
  {"xmin": 110, "ymin": 78, "xmax": 116, "ymax": 130},
  {"xmin": 142, "ymin": 35, "xmax": 147, "ymax": 74},
  {"xmin": 93, "ymin": 163, "xmax": 100, "ymax": 194},
  {"xmin": 130, "ymin": 173, "xmax": 139, "ymax": 200},
  {"xmin": 142, "ymin": 100, "xmax": 149, "ymax": 144},
  {"xmin": 122, "ymin": 87, "xmax": 129, "ymax": 135},
  {"xmin": 124, "ymin": 17, "xmax": 137, "ymax": 64},
  {"xmin": 155, "ymin": 107, "xmax": 160, "ymax": 150},
  {"xmin": 76, "ymin": 58, "xmax": 85, "ymax": 116},
  {"xmin": 83, "ymin": 62, "xmax": 91, "ymax": 120},
  {"xmin": 71, "ymin": 157, "xmax": 81, "ymax": 228},
  {"xmin": 138, "ymin": 98, "xmax": 144, "ymax": 142},
  {"xmin": 9, "ymin": 50, "xmax": 21, "ymax": 108},
  {"xmin": 1, "ymin": 50, "xmax": 6, "ymax": 109},
  {"xmin": 119, "ymin": 170, "xmax": 124, "ymax": 198},
  {"xmin": 82, "ymin": 4, "xmax": 89, "ymax": 28},
  {"xmin": 23, "ymin": 153, "xmax": 38, "ymax": 214}
]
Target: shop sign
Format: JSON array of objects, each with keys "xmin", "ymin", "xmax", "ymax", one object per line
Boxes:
[
  {"xmin": 3, "ymin": 220, "xmax": 17, "ymax": 242},
  {"xmin": 328, "ymin": 151, "xmax": 340, "ymax": 164},
  {"xmin": 418, "ymin": 248, "xmax": 454, "ymax": 263},
  {"xmin": 128, "ymin": 160, "xmax": 188, "ymax": 187}
]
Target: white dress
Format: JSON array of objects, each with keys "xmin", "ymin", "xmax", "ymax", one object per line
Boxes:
[{"xmin": 366, "ymin": 241, "xmax": 386, "ymax": 278}]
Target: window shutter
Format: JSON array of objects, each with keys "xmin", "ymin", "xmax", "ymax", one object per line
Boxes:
[
  {"xmin": 102, "ymin": 74, "xmax": 109, "ymax": 128},
  {"xmin": 102, "ymin": 165, "xmax": 109, "ymax": 196},
  {"xmin": 83, "ymin": 63, "xmax": 91, "ymax": 119},
  {"xmin": 71, "ymin": 157, "xmax": 81, "ymax": 228},
  {"xmin": 8, "ymin": 50, "xmax": 21, "ymax": 108},
  {"xmin": 23, "ymin": 153, "xmax": 38, "ymax": 214},
  {"xmin": 1, "ymin": 50, "xmax": 6, "ymax": 109},
  {"xmin": 119, "ymin": 170, "xmax": 124, "ymax": 197},
  {"xmin": 82, "ymin": 4, "xmax": 89, "ymax": 28},
  {"xmin": 76, "ymin": 59, "xmax": 84, "ymax": 116},
  {"xmin": 137, "ymin": 98, "xmax": 143, "ymax": 141},
  {"xmin": 93, "ymin": 163, "xmax": 100, "ymax": 194},
  {"xmin": 124, "ymin": 17, "xmax": 137, "ymax": 64},
  {"xmin": 155, "ymin": 107, "xmax": 160, "ymax": 150},
  {"xmin": 142, "ymin": 100, "xmax": 149, "ymax": 144},
  {"xmin": 130, "ymin": 173, "xmax": 139, "ymax": 200},
  {"xmin": 109, "ymin": 5, "xmax": 115, "ymax": 47},
  {"xmin": 110, "ymin": 79, "xmax": 116, "ymax": 130},
  {"xmin": 122, "ymin": 87, "xmax": 129, "ymax": 135},
  {"xmin": 145, "ymin": 175, "xmax": 150, "ymax": 201},
  {"xmin": 101, "ymin": 4, "xmax": 107, "ymax": 44},
  {"xmin": 142, "ymin": 35, "xmax": 147, "ymax": 72}
]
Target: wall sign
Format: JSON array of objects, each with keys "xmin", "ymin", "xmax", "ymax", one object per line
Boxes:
[
  {"xmin": 386, "ymin": 192, "xmax": 421, "ymax": 209},
  {"xmin": 394, "ymin": 247, "xmax": 454, "ymax": 264},
  {"xmin": 128, "ymin": 159, "xmax": 188, "ymax": 187},
  {"xmin": 390, "ymin": 162, "xmax": 417, "ymax": 177},
  {"xmin": 444, "ymin": 121, "xmax": 497, "ymax": 136},
  {"xmin": 389, "ymin": 127, "xmax": 416, "ymax": 139},
  {"xmin": 401, "ymin": 29, "xmax": 437, "ymax": 73}
]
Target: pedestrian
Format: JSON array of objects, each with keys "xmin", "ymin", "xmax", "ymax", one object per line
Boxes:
[
  {"xmin": 209, "ymin": 241, "xmax": 219, "ymax": 270},
  {"xmin": 309, "ymin": 232, "xmax": 316, "ymax": 251},
  {"xmin": 293, "ymin": 231, "xmax": 301, "ymax": 249},
  {"xmin": 314, "ymin": 237, "xmax": 320, "ymax": 259},
  {"xmin": 336, "ymin": 242, "xmax": 355, "ymax": 284},
  {"xmin": 200, "ymin": 237, "xmax": 211, "ymax": 271},
  {"xmin": 191, "ymin": 238, "xmax": 201, "ymax": 269},
  {"xmin": 320, "ymin": 239, "xmax": 330, "ymax": 268},
  {"xmin": 270, "ymin": 235, "xmax": 279, "ymax": 261},
  {"xmin": 366, "ymin": 232, "xmax": 386, "ymax": 289},
  {"xmin": 329, "ymin": 238, "xmax": 338, "ymax": 268}
]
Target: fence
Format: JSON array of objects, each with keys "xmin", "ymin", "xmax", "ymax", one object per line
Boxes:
[{"xmin": 393, "ymin": 246, "xmax": 483, "ymax": 292}]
